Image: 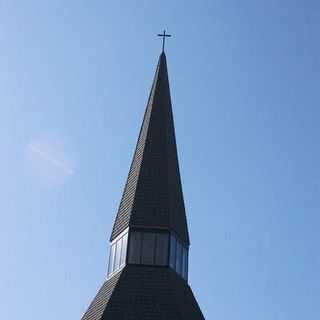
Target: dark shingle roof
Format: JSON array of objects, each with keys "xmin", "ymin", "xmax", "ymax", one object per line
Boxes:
[
  {"xmin": 81, "ymin": 265, "xmax": 205, "ymax": 320},
  {"xmin": 81, "ymin": 271, "xmax": 122, "ymax": 320},
  {"xmin": 111, "ymin": 52, "xmax": 189, "ymax": 245}
]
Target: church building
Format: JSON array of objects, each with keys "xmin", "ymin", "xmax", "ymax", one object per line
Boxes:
[{"xmin": 81, "ymin": 34, "xmax": 205, "ymax": 319}]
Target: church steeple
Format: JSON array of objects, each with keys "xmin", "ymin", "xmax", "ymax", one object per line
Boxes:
[
  {"xmin": 111, "ymin": 51, "xmax": 189, "ymax": 246},
  {"xmin": 81, "ymin": 49, "xmax": 205, "ymax": 320}
]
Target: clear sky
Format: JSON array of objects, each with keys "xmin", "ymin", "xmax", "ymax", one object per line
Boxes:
[{"xmin": 1, "ymin": 1, "xmax": 319, "ymax": 319}]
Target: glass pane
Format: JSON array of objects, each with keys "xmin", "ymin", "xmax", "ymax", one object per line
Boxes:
[
  {"xmin": 182, "ymin": 247, "xmax": 188, "ymax": 280},
  {"xmin": 114, "ymin": 238, "xmax": 122, "ymax": 271},
  {"xmin": 120, "ymin": 233, "xmax": 128, "ymax": 266},
  {"xmin": 108, "ymin": 243, "xmax": 116, "ymax": 275},
  {"xmin": 155, "ymin": 233, "xmax": 169, "ymax": 265},
  {"xmin": 169, "ymin": 234, "xmax": 176, "ymax": 269},
  {"xmin": 141, "ymin": 233, "xmax": 156, "ymax": 265},
  {"xmin": 182, "ymin": 247, "xmax": 185, "ymax": 278},
  {"xmin": 186, "ymin": 250, "xmax": 189, "ymax": 280},
  {"xmin": 128, "ymin": 232, "xmax": 142, "ymax": 264},
  {"xmin": 176, "ymin": 240, "xmax": 182, "ymax": 274}
]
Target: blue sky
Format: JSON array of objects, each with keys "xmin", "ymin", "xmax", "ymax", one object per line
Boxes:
[{"xmin": 1, "ymin": 1, "xmax": 319, "ymax": 319}]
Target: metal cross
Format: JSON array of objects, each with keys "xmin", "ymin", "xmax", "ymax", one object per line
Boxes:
[{"xmin": 157, "ymin": 30, "xmax": 171, "ymax": 52}]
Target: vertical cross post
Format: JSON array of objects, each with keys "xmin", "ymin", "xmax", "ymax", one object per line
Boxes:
[{"xmin": 157, "ymin": 30, "xmax": 171, "ymax": 52}]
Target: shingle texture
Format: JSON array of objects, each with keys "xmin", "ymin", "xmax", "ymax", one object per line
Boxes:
[
  {"xmin": 81, "ymin": 272, "xmax": 122, "ymax": 320},
  {"xmin": 81, "ymin": 265, "xmax": 205, "ymax": 320},
  {"xmin": 111, "ymin": 52, "xmax": 189, "ymax": 245}
]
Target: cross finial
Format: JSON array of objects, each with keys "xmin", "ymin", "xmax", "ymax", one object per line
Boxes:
[{"xmin": 157, "ymin": 30, "xmax": 171, "ymax": 52}]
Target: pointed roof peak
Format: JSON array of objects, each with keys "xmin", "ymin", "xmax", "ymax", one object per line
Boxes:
[
  {"xmin": 160, "ymin": 50, "xmax": 166, "ymax": 58},
  {"xmin": 158, "ymin": 51, "xmax": 168, "ymax": 71},
  {"xmin": 111, "ymin": 52, "xmax": 189, "ymax": 245}
]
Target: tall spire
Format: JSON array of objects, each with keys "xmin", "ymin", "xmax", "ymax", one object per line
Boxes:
[
  {"xmin": 81, "ymin": 51, "xmax": 205, "ymax": 320},
  {"xmin": 111, "ymin": 51, "xmax": 189, "ymax": 245}
]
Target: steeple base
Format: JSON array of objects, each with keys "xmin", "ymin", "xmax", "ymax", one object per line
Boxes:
[{"xmin": 82, "ymin": 265, "xmax": 204, "ymax": 320}]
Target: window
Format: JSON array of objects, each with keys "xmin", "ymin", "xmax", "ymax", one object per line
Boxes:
[
  {"xmin": 107, "ymin": 230, "xmax": 128, "ymax": 277},
  {"xmin": 114, "ymin": 238, "xmax": 122, "ymax": 270},
  {"xmin": 111, "ymin": 229, "xmax": 188, "ymax": 281},
  {"xmin": 185, "ymin": 250, "xmax": 189, "ymax": 280},
  {"xmin": 128, "ymin": 231, "xmax": 169, "ymax": 266},
  {"xmin": 169, "ymin": 233, "xmax": 189, "ymax": 280},
  {"xmin": 182, "ymin": 247, "xmax": 188, "ymax": 280},
  {"xmin": 155, "ymin": 233, "xmax": 169, "ymax": 265},
  {"xmin": 141, "ymin": 233, "xmax": 156, "ymax": 264},
  {"xmin": 128, "ymin": 231, "xmax": 141, "ymax": 264},
  {"xmin": 108, "ymin": 243, "xmax": 116, "ymax": 275},
  {"xmin": 120, "ymin": 233, "xmax": 128, "ymax": 266},
  {"xmin": 176, "ymin": 240, "xmax": 182, "ymax": 274},
  {"xmin": 169, "ymin": 234, "xmax": 176, "ymax": 269}
]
